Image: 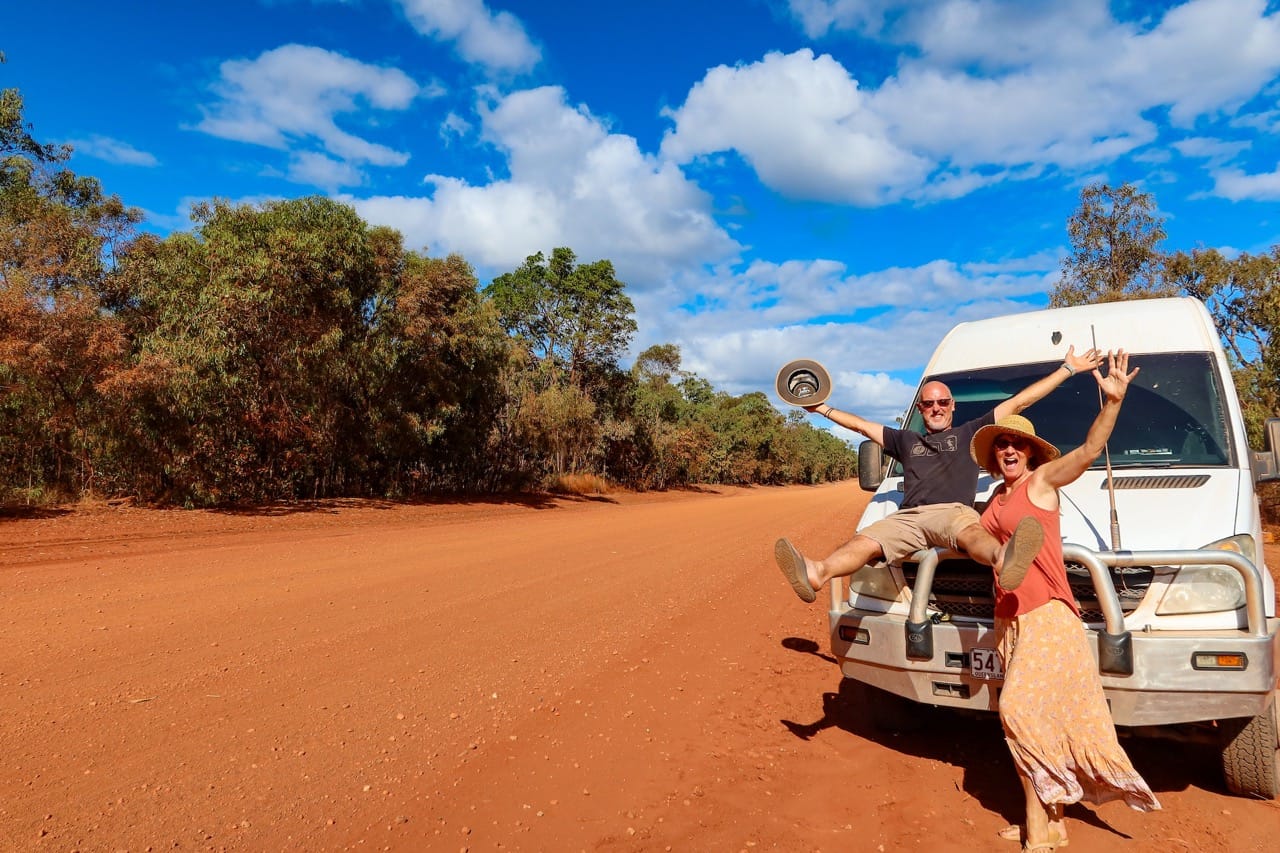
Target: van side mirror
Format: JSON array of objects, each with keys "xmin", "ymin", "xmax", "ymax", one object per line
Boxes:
[
  {"xmin": 1250, "ymin": 417, "xmax": 1280, "ymax": 482},
  {"xmin": 858, "ymin": 440, "xmax": 885, "ymax": 491}
]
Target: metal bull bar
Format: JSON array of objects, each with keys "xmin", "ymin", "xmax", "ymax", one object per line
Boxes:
[{"xmin": 891, "ymin": 544, "xmax": 1269, "ymax": 675}]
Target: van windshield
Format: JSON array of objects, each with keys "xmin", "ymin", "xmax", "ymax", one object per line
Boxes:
[{"xmin": 901, "ymin": 352, "xmax": 1234, "ymax": 468}]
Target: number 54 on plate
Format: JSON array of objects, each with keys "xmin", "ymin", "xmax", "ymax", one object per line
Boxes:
[{"xmin": 970, "ymin": 647, "xmax": 1003, "ymax": 680}]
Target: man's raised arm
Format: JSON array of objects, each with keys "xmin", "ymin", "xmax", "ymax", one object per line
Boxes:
[
  {"xmin": 804, "ymin": 403, "xmax": 885, "ymax": 447},
  {"xmin": 994, "ymin": 345, "xmax": 1104, "ymax": 421}
]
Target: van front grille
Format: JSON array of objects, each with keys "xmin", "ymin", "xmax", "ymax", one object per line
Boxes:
[{"xmin": 902, "ymin": 557, "xmax": 1153, "ymax": 624}]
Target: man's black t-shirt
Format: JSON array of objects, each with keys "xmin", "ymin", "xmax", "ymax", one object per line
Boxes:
[{"xmin": 881, "ymin": 410, "xmax": 995, "ymax": 509}]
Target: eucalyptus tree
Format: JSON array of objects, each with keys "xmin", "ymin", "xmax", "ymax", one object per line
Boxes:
[
  {"xmin": 1165, "ymin": 246, "xmax": 1280, "ymax": 444},
  {"xmin": 120, "ymin": 196, "xmax": 390, "ymax": 501},
  {"xmin": 484, "ymin": 247, "xmax": 637, "ymax": 480},
  {"xmin": 371, "ymin": 249, "xmax": 511, "ymax": 493},
  {"xmin": 485, "ymin": 247, "xmax": 637, "ymax": 392},
  {"xmin": 0, "ymin": 84, "xmax": 140, "ymax": 499},
  {"xmin": 1051, "ymin": 182, "xmax": 1174, "ymax": 307}
]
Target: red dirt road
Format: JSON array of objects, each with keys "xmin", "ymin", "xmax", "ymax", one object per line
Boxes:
[{"xmin": 2, "ymin": 483, "xmax": 1278, "ymax": 852}]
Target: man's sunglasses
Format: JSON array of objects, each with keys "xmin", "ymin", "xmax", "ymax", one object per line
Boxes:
[{"xmin": 919, "ymin": 397, "xmax": 952, "ymax": 409}]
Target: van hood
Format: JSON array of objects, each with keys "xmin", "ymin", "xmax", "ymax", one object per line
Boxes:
[{"xmin": 977, "ymin": 468, "xmax": 1242, "ymax": 553}]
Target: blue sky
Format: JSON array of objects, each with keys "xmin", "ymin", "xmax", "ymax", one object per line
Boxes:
[{"xmin": 6, "ymin": 0, "xmax": 1280, "ymax": 424}]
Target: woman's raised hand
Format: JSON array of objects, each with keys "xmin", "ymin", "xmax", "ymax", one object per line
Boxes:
[
  {"xmin": 1095, "ymin": 349, "xmax": 1139, "ymax": 403},
  {"xmin": 1065, "ymin": 344, "xmax": 1105, "ymax": 375}
]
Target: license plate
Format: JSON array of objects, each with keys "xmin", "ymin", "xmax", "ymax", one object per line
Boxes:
[{"xmin": 970, "ymin": 647, "xmax": 1003, "ymax": 680}]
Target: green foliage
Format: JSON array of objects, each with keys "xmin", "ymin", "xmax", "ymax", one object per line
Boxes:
[
  {"xmin": 107, "ymin": 198, "xmax": 515, "ymax": 502},
  {"xmin": 0, "ymin": 80, "xmax": 856, "ymax": 505},
  {"xmin": 613, "ymin": 345, "xmax": 857, "ymax": 489},
  {"xmin": 1, "ymin": 86, "xmax": 71, "ymax": 167},
  {"xmin": 111, "ymin": 197, "xmax": 382, "ymax": 501},
  {"xmin": 1051, "ymin": 182, "xmax": 1175, "ymax": 307},
  {"xmin": 485, "ymin": 247, "xmax": 637, "ymax": 392},
  {"xmin": 619, "ymin": 343, "xmax": 705, "ymax": 488},
  {"xmin": 1165, "ymin": 246, "xmax": 1280, "ymax": 447},
  {"xmin": 0, "ymin": 87, "xmax": 141, "ymax": 501},
  {"xmin": 1054, "ymin": 182, "xmax": 1280, "ymax": 451},
  {"xmin": 370, "ymin": 250, "xmax": 512, "ymax": 494},
  {"xmin": 482, "ymin": 247, "xmax": 640, "ymax": 481}
]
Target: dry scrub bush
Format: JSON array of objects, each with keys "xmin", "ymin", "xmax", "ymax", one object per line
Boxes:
[{"xmin": 552, "ymin": 472, "xmax": 610, "ymax": 495}]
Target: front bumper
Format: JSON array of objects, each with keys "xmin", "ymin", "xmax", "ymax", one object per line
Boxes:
[{"xmin": 830, "ymin": 545, "xmax": 1280, "ymax": 727}]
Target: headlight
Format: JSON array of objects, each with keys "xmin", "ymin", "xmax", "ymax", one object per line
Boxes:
[
  {"xmin": 1155, "ymin": 535, "xmax": 1252, "ymax": 615},
  {"xmin": 1201, "ymin": 533, "xmax": 1256, "ymax": 563},
  {"xmin": 847, "ymin": 563, "xmax": 903, "ymax": 603}
]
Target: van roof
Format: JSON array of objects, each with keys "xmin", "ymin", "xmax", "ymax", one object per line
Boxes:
[{"xmin": 922, "ymin": 296, "xmax": 1222, "ymax": 376}]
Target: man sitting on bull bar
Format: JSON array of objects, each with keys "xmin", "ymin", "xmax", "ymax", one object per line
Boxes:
[{"xmin": 775, "ymin": 345, "xmax": 1104, "ymax": 603}]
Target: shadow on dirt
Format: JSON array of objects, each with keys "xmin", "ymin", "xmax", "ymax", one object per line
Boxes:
[
  {"xmin": 1, "ymin": 490, "xmax": 622, "ymax": 521},
  {"xmin": 547, "ymin": 493, "xmax": 620, "ymax": 505},
  {"xmin": 780, "ymin": 636, "xmax": 837, "ymax": 664},
  {"xmin": 206, "ymin": 491, "xmax": 603, "ymax": 516},
  {"xmin": 777, "ymin": 639, "xmax": 1221, "ymax": 839},
  {"xmin": 0, "ymin": 505, "xmax": 74, "ymax": 520}
]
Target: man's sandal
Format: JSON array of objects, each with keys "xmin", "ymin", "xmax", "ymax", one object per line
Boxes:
[{"xmin": 774, "ymin": 538, "xmax": 816, "ymax": 603}]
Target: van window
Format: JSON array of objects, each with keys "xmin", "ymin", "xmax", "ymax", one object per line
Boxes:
[{"xmin": 899, "ymin": 353, "xmax": 1233, "ymax": 469}]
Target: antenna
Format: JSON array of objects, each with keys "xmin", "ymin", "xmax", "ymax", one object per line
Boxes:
[{"xmin": 1092, "ymin": 324, "xmax": 1122, "ymax": 550}]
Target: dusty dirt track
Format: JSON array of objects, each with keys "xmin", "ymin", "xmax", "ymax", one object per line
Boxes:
[{"xmin": 2, "ymin": 482, "xmax": 1279, "ymax": 852}]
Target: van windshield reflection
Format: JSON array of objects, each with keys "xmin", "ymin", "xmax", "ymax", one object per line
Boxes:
[{"xmin": 900, "ymin": 352, "xmax": 1233, "ymax": 469}]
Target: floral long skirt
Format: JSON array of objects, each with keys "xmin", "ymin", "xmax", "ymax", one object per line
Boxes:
[{"xmin": 996, "ymin": 599, "xmax": 1161, "ymax": 811}]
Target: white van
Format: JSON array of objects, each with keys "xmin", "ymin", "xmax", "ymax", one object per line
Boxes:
[{"xmin": 838, "ymin": 296, "xmax": 1280, "ymax": 798}]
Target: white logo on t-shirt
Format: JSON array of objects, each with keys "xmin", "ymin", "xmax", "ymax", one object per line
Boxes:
[{"xmin": 911, "ymin": 435, "xmax": 958, "ymax": 456}]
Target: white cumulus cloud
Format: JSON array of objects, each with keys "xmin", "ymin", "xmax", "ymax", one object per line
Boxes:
[
  {"xmin": 286, "ymin": 151, "xmax": 366, "ymax": 191},
  {"xmin": 347, "ymin": 86, "xmax": 739, "ymax": 286},
  {"xmin": 395, "ymin": 0, "xmax": 540, "ymax": 74},
  {"xmin": 195, "ymin": 44, "xmax": 420, "ymax": 171},
  {"xmin": 67, "ymin": 134, "xmax": 160, "ymax": 167},
  {"xmin": 660, "ymin": 49, "xmax": 930, "ymax": 205},
  {"xmin": 672, "ymin": 1, "xmax": 1280, "ymax": 205},
  {"xmin": 1210, "ymin": 165, "xmax": 1280, "ymax": 200},
  {"xmin": 630, "ymin": 251, "xmax": 1062, "ymax": 422}
]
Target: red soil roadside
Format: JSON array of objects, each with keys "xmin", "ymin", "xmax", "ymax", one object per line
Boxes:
[{"xmin": 1, "ymin": 482, "xmax": 1277, "ymax": 851}]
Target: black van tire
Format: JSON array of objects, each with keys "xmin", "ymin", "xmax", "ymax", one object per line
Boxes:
[{"xmin": 1220, "ymin": 688, "xmax": 1280, "ymax": 799}]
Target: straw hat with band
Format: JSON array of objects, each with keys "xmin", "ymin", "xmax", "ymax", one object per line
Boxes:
[{"xmin": 970, "ymin": 414, "xmax": 1061, "ymax": 477}]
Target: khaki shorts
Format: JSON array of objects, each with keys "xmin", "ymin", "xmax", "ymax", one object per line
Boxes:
[{"xmin": 859, "ymin": 503, "xmax": 981, "ymax": 564}]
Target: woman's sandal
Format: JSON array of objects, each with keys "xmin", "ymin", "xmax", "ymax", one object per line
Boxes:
[{"xmin": 997, "ymin": 825, "xmax": 1068, "ymax": 848}]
